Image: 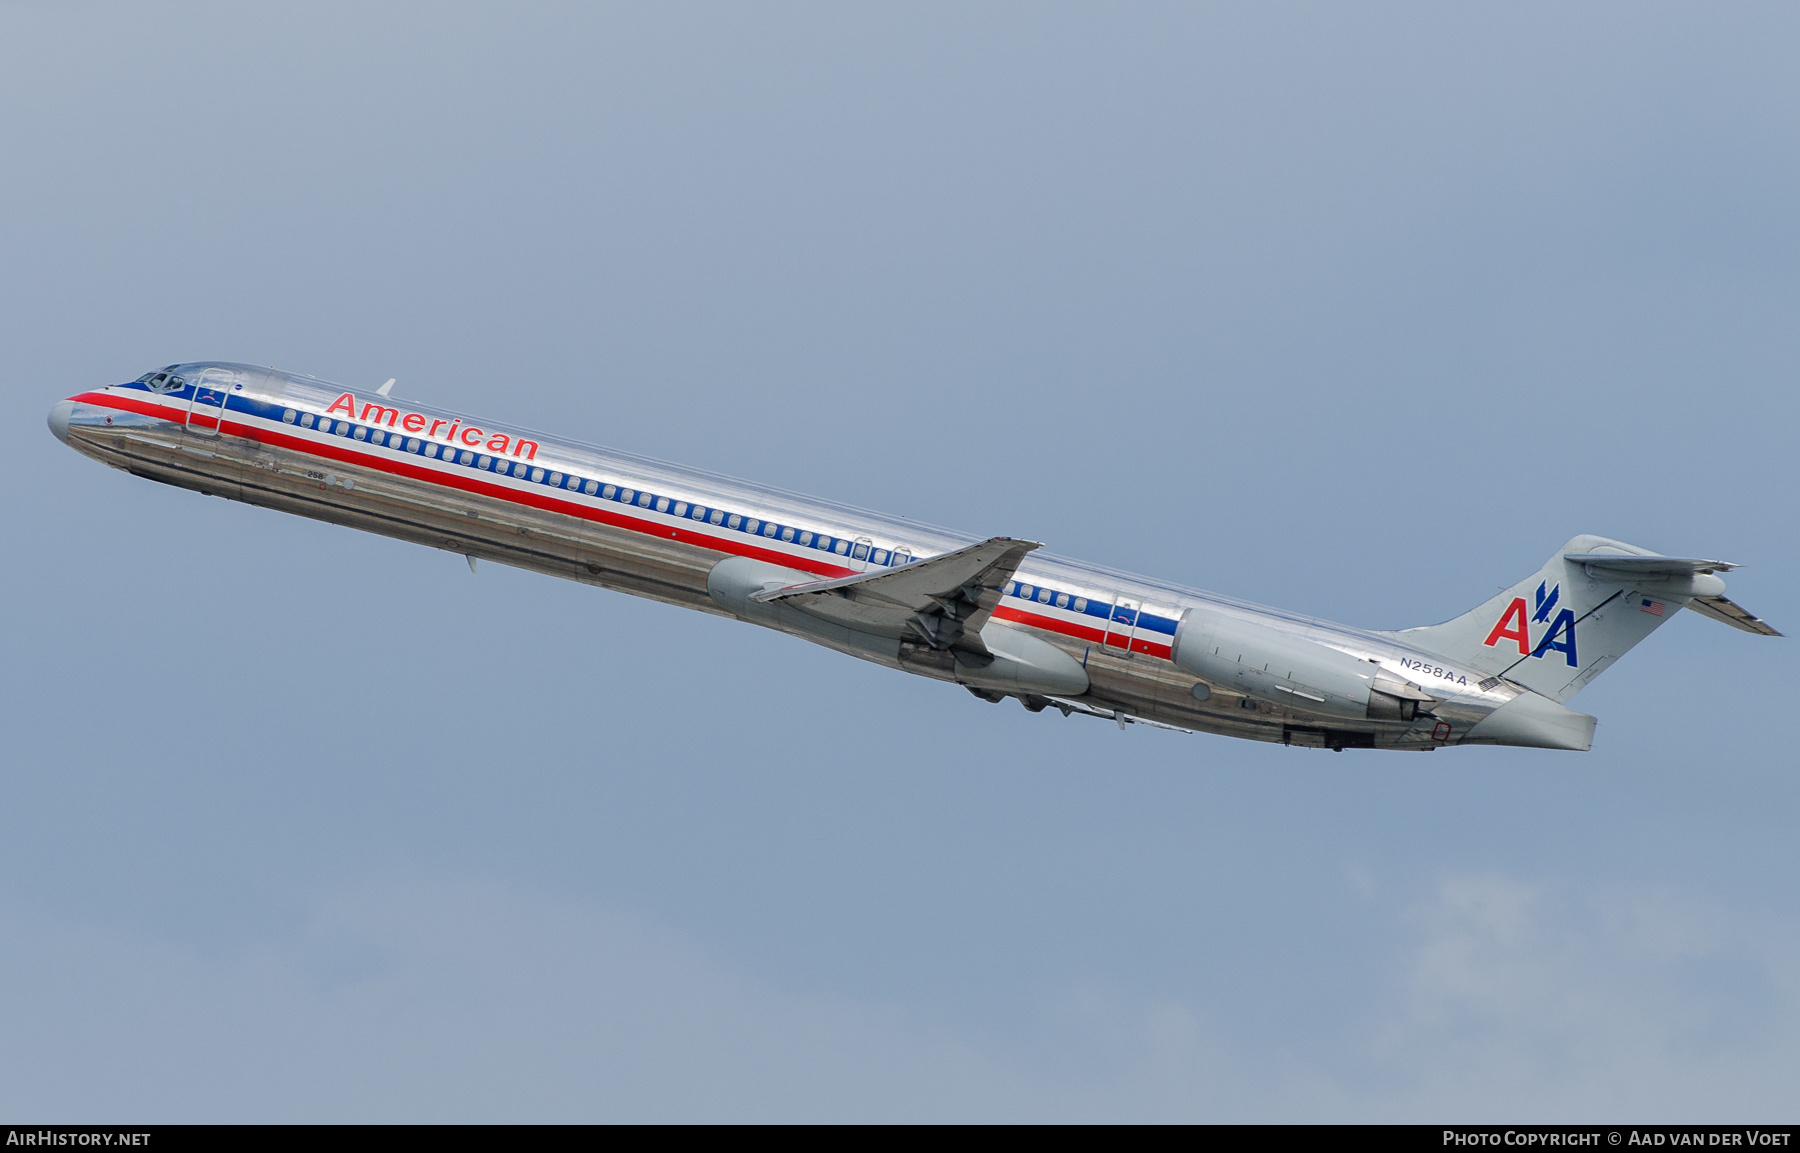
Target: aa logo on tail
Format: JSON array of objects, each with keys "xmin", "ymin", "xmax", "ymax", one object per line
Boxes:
[{"xmin": 1484, "ymin": 581, "xmax": 1578, "ymax": 666}]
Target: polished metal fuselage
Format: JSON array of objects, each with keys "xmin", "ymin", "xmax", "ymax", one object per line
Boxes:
[{"xmin": 55, "ymin": 363, "xmax": 1514, "ymax": 750}]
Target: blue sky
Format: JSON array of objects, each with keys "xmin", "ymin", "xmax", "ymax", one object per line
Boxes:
[{"xmin": 2, "ymin": 2, "xmax": 1795, "ymax": 1121}]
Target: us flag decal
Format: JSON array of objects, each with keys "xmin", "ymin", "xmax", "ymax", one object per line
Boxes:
[{"xmin": 1640, "ymin": 598, "xmax": 1666, "ymax": 616}]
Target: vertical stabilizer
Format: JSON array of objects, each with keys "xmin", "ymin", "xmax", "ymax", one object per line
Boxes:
[{"xmin": 1392, "ymin": 535, "xmax": 1720, "ymax": 703}]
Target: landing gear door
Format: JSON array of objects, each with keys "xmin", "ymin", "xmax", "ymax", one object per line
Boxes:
[{"xmin": 186, "ymin": 368, "xmax": 237, "ymax": 437}]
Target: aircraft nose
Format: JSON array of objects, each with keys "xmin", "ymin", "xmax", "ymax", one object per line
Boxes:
[{"xmin": 48, "ymin": 399, "xmax": 74, "ymax": 445}]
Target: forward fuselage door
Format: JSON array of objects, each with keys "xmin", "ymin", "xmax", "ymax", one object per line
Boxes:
[
  {"xmin": 185, "ymin": 368, "xmax": 237, "ymax": 437},
  {"xmin": 1103, "ymin": 595, "xmax": 1142, "ymax": 658}
]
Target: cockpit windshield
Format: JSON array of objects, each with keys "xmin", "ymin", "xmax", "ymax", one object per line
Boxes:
[{"xmin": 135, "ymin": 365, "xmax": 186, "ymax": 393}]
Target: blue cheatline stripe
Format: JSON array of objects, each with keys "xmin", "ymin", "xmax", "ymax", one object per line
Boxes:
[
  {"xmin": 214, "ymin": 390, "xmax": 910, "ymax": 569},
  {"xmin": 135, "ymin": 382, "xmax": 1183, "ymax": 638},
  {"xmin": 1001, "ymin": 579, "xmax": 1178, "ymax": 636}
]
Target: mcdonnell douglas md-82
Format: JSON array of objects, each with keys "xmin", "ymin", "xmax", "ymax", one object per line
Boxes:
[{"xmin": 50, "ymin": 363, "xmax": 1780, "ymax": 752}]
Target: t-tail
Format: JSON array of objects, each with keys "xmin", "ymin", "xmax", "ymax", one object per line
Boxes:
[{"xmin": 1394, "ymin": 534, "xmax": 1780, "ymax": 709}]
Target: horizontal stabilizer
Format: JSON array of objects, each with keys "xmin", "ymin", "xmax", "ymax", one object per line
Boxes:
[
  {"xmin": 1564, "ymin": 553, "xmax": 1739, "ymax": 576},
  {"xmin": 753, "ymin": 536, "xmax": 1041, "ymax": 651},
  {"xmin": 1683, "ymin": 594, "xmax": 1783, "ymax": 637},
  {"xmin": 1565, "ymin": 552, "xmax": 1780, "ymax": 635}
]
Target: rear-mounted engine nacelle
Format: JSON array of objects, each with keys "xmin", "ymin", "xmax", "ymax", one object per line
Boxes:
[{"xmin": 1173, "ymin": 611, "xmax": 1432, "ymax": 723}]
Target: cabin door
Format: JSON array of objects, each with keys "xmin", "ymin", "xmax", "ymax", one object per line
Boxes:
[
  {"xmin": 1102, "ymin": 595, "xmax": 1142, "ymax": 659},
  {"xmin": 185, "ymin": 368, "xmax": 237, "ymax": 437}
]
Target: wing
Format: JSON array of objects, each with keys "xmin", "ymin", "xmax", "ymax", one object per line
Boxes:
[
  {"xmin": 1683, "ymin": 594, "xmax": 1784, "ymax": 637},
  {"xmin": 752, "ymin": 536, "xmax": 1042, "ymax": 653}
]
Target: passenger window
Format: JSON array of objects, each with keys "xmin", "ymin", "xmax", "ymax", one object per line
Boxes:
[
  {"xmin": 636, "ymin": 491, "xmax": 651, "ymax": 507},
  {"xmin": 762, "ymin": 523, "xmax": 777, "ymax": 538},
  {"xmin": 872, "ymin": 549, "xmax": 889, "ymax": 565},
  {"xmin": 458, "ymin": 450, "xmax": 473, "ymax": 464},
  {"xmin": 478, "ymin": 455, "xmax": 492, "ymax": 469},
  {"xmin": 619, "ymin": 488, "xmax": 635, "ymax": 503},
  {"xmin": 353, "ymin": 427, "xmax": 368, "ymax": 441},
  {"xmin": 531, "ymin": 468, "xmax": 546, "ymax": 483},
  {"xmin": 1056, "ymin": 593, "xmax": 1070, "ymax": 608},
  {"xmin": 1019, "ymin": 584, "xmax": 1033, "ymax": 599},
  {"xmin": 709, "ymin": 510, "xmax": 724, "ymax": 525},
  {"xmin": 1073, "ymin": 597, "xmax": 1088, "ymax": 612},
  {"xmin": 602, "ymin": 484, "xmax": 617, "ymax": 499},
  {"xmin": 584, "ymin": 480, "xmax": 598, "ymax": 495},
  {"xmin": 566, "ymin": 476, "xmax": 581, "ymax": 490},
  {"xmin": 726, "ymin": 514, "xmax": 742, "ymax": 529},
  {"xmin": 816, "ymin": 536, "xmax": 832, "ymax": 550},
  {"xmin": 656, "ymin": 497, "xmax": 670, "ymax": 513},
  {"xmin": 852, "ymin": 542, "xmax": 870, "ymax": 560},
  {"xmin": 301, "ymin": 414, "xmax": 315, "ymax": 428},
  {"xmin": 549, "ymin": 472, "xmax": 563, "ymax": 486},
  {"xmin": 672, "ymin": 501, "xmax": 687, "ymax": 516},
  {"xmin": 425, "ymin": 444, "xmax": 439, "ymax": 457},
  {"xmin": 745, "ymin": 519, "xmax": 760, "ymax": 533},
  {"xmin": 835, "ymin": 540, "xmax": 850, "ymax": 555},
  {"xmin": 892, "ymin": 549, "xmax": 912, "ymax": 565},
  {"xmin": 798, "ymin": 532, "xmax": 812, "ymax": 546},
  {"xmin": 282, "ymin": 409, "xmax": 297, "ymax": 424},
  {"xmin": 407, "ymin": 438, "xmax": 421, "ymax": 452},
  {"xmin": 780, "ymin": 527, "xmax": 795, "ymax": 542},
  {"xmin": 691, "ymin": 505, "xmax": 706, "ymax": 520},
  {"xmin": 1036, "ymin": 588, "xmax": 1051, "ymax": 603}
]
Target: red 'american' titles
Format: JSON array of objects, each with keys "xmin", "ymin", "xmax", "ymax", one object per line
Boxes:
[{"xmin": 323, "ymin": 392, "xmax": 538, "ymax": 461}]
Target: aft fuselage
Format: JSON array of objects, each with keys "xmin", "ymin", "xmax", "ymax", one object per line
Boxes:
[{"xmin": 51, "ymin": 362, "xmax": 1512, "ymax": 750}]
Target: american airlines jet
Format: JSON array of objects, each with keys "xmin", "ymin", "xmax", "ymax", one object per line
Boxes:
[{"xmin": 49, "ymin": 363, "xmax": 1780, "ymax": 752}]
